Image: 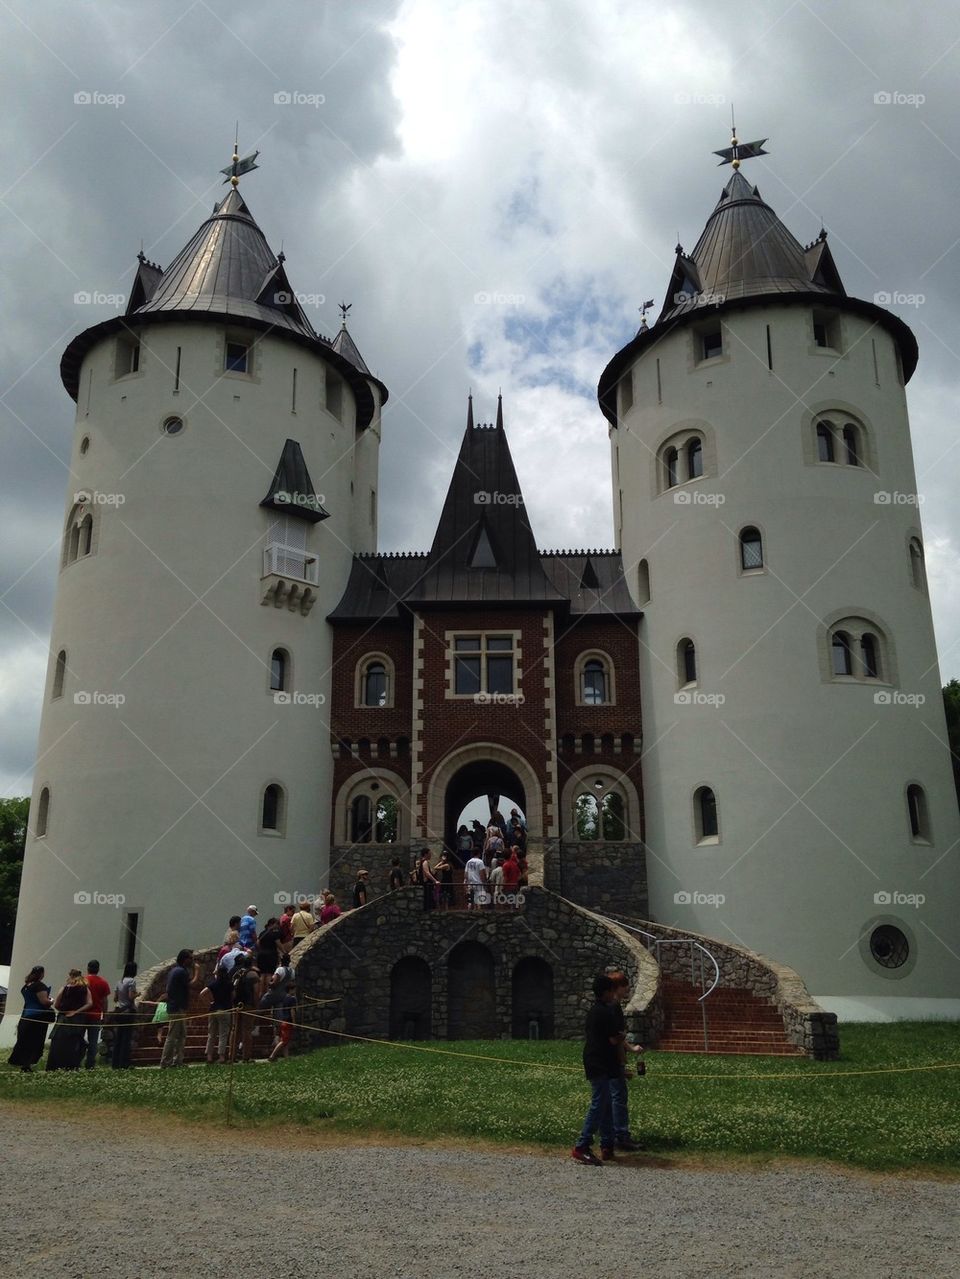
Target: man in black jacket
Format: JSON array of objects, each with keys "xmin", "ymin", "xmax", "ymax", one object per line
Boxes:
[{"xmin": 571, "ymin": 974, "xmax": 621, "ymax": 1165}]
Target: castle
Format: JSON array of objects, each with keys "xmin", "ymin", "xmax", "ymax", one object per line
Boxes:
[{"xmin": 4, "ymin": 137, "xmax": 959, "ymax": 1043}]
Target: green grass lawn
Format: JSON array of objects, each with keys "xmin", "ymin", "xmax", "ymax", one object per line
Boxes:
[{"xmin": 3, "ymin": 1021, "xmax": 960, "ymax": 1174}]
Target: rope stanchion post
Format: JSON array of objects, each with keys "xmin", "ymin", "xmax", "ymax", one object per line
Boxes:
[{"xmin": 225, "ymin": 1010, "xmax": 239, "ymax": 1126}]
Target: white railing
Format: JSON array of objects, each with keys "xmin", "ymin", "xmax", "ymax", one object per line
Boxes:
[
  {"xmin": 603, "ymin": 914, "xmax": 720, "ymax": 1053},
  {"xmin": 263, "ymin": 543, "xmax": 319, "ymax": 585}
]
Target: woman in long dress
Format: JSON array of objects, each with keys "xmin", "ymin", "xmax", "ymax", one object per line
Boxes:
[
  {"xmin": 8, "ymin": 966, "xmax": 54, "ymax": 1072},
  {"xmin": 46, "ymin": 969, "xmax": 93, "ymax": 1070}
]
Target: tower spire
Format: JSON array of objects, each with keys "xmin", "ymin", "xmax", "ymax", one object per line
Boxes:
[
  {"xmin": 496, "ymin": 390, "xmax": 503, "ymax": 430},
  {"xmin": 467, "ymin": 390, "xmax": 474, "ymax": 429}
]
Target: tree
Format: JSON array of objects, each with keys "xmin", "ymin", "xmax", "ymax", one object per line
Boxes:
[
  {"xmin": 0, "ymin": 797, "xmax": 29, "ymax": 964},
  {"xmin": 943, "ymin": 681, "xmax": 960, "ymax": 810}
]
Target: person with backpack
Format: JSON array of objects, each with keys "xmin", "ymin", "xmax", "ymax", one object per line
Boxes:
[
  {"xmin": 231, "ymin": 955, "xmax": 260, "ymax": 1063},
  {"xmin": 202, "ymin": 964, "xmax": 234, "ymax": 1065}
]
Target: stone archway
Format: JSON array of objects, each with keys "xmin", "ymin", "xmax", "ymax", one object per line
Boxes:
[
  {"xmin": 426, "ymin": 742, "xmax": 545, "ymax": 852},
  {"xmin": 389, "ymin": 955, "xmax": 432, "ymax": 1040},
  {"xmin": 442, "ymin": 758, "xmax": 527, "ymax": 857},
  {"xmin": 447, "ymin": 940, "xmax": 497, "ymax": 1039}
]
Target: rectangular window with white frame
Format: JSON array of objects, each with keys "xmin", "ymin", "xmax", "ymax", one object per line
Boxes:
[{"xmin": 449, "ymin": 632, "xmax": 519, "ymax": 697}]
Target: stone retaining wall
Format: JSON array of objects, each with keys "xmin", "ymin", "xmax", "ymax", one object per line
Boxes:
[
  {"xmin": 614, "ymin": 916, "xmax": 839, "ymax": 1060},
  {"xmin": 543, "ymin": 840, "xmax": 648, "ymax": 918}
]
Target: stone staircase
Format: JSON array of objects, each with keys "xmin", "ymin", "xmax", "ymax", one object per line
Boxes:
[
  {"xmin": 129, "ymin": 992, "xmax": 273, "ymax": 1067},
  {"xmin": 656, "ymin": 975, "xmax": 804, "ymax": 1057}
]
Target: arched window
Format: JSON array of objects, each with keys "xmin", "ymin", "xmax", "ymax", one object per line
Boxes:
[
  {"xmin": 678, "ymin": 638, "xmax": 697, "ymax": 686},
  {"xmin": 52, "ymin": 650, "xmax": 67, "ymax": 700},
  {"xmin": 261, "ymin": 784, "xmax": 285, "ymax": 834},
  {"xmin": 739, "ymin": 526, "xmax": 763, "ymax": 571},
  {"xmin": 664, "ymin": 447, "xmax": 679, "ymax": 489},
  {"xmin": 375, "ymin": 795, "xmax": 398, "ymax": 843},
  {"xmin": 907, "ymin": 784, "xmax": 930, "ymax": 841},
  {"xmin": 269, "ymin": 648, "xmax": 289, "ymax": 693},
  {"xmin": 351, "ymin": 794, "xmax": 373, "ymax": 843},
  {"xmin": 816, "ymin": 422, "xmax": 835, "ymax": 463},
  {"xmin": 363, "ymin": 661, "xmax": 387, "ymax": 707},
  {"xmin": 79, "ymin": 515, "xmax": 93, "ymax": 557},
  {"xmin": 574, "ymin": 793, "xmax": 600, "ymax": 840},
  {"xmin": 582, "ymin": 659, "xmax": 607, "ymax": 705},
  {"xmin": 687, "ymin": 437, "xmax": 703, "ymax": 479},
  {"xmin": 842, "ymin": 424, "xmax": 860, "ymax": 466},
  {"xmin": 909, "ymin": 538, "xmax": 926, "ymax": 592},
  {"xmin": 831, "ymin": 630, "xmax": 853, "ymax": 676},
  {"xmin": 860, "ymin": 633, "xmax": 880, "ymax": 680},
  {"xmin": 35, "ymin": 787, "xmax": 50, "ymax": 838},
  {"xmin": 694, "ymin": 785, "xmax": 718, "ymax": 842},
  {"xmin": 637, "ymin": 559, "xmax": 650, "ymax": 605},
  {"xmin": 601, "ymin": 791, "xmax": 625, "ymax": 841},
  {"xmin": 63, "ymin": 502, "xmax": 95, "ymax": 567}
]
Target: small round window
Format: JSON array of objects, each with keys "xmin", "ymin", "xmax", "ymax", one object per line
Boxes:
[
  {"xmin": 79, "ymin": 435, "xmax": 90, "ymax": 455},
  {"xmin": 870, "ymin": 924, "xmax": 909, "ymax": 969},
  {"xmin": 162, "ymin": 416, "xmax": 184, "ymax": 436}
]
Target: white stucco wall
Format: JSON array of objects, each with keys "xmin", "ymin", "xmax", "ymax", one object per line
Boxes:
[
  {"xmin": 615, "ymin": 302, "xmax": 960, "ymax": 1005},
  {"xmin": 3, "ymin": 320, "xmax": 376, "ymax": 1037}
]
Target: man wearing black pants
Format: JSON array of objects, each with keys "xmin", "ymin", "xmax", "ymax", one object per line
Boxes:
[{"xmin": 571, "ymin": 974, "xmax": 621, "ymax": 1165}]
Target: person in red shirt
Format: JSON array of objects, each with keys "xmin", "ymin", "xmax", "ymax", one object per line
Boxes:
[
  {"xmin": 83, "ymin": 959, "xmax": 112, "ymax": 1069},
  {"xmin": 319, "ymin": 891, "xmax": 342, "ymax": 925},
  {"xmin": 278, "ymin": 903, "xmax": 295, "ymax": 957},
  {"xmin": 501, "ymin": 847, "xmax": 523, "ymax": 906}
]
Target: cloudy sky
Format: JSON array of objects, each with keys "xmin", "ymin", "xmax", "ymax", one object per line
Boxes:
[{"xmin": 2, "ymin": 0, "xmax": 959, "ymax": 796}]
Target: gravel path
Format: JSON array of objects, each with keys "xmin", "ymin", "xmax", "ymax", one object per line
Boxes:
[{"xmin": 1, "ymin": 1105, "xmax": 957, "ymax": 1279}]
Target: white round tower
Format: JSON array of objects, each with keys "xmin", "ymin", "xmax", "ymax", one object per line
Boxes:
[
  {"xmin": 4, "ymin": 174, "xmax": 386, "ymax": 1026},
  {"xmin": 600, "ymin": 158, "xmax": 960, "ymax": 1018}
]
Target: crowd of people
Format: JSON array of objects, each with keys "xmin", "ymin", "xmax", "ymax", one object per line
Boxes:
[{"xmin": 411, "ymin": 808, "xmax": 529, "ymax": 912}]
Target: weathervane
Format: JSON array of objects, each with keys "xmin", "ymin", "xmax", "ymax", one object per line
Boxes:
[
  {"xmin": 713, "ymin": 107, "xmax": 768, "ymax": 170},
  {"xmin": 220, "ymin": 125, "xmax": 260, "ymax": 186},
  {"xmin": 338, "ymin": 301, "xmax": 352, "ymax": 326},
  {"xmin": 639, "ymin": 298, "xmax": 655, "ymax": 330}
]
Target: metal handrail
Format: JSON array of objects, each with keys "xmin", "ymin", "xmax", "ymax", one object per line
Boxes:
[{"xmin": 602, "ymin": 914, "xmax": 721, "ymax": 1052}]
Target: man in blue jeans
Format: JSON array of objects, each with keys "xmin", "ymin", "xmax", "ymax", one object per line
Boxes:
[
  {"xmin": 608, "ymin": 970, "xmax": 644, "ymax": 1152},
  {"xmin": 571, "ymin": 974, "xmax": 621, "ymax": 1165}
]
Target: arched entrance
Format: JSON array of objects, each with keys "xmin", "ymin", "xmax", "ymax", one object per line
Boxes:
[
  {"xmin": 443, "ymin": 758, "xmax": 527, "ymax": 856},
  {"xmin": 512, "ymin": 957, "xmax": 555, "ymax": 1039},
  {"xmin": 389, "ymin": 956, "xmax": 432, "ymax": 1040},
  {"xmin": 447, "ymin": 941, "xmax": 497, "ymax": 1039}
]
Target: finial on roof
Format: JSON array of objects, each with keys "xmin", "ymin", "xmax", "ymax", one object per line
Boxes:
[
  {"xmin": 467, "ymin": 390, "xmax": 474, "ymax": 430},
  {"xmin": 219, "ymin": 132, "xmax": 260, "ymax": 187},
  {"xmin": 338, "ymin": 301, "xmax": 352, "ymax": 329},
  {"xmin": 496, "ymin": 390, "xmax": 503, "ymax": 430},
  {"xmin": 818, "ymin": 223, "xmax": 828, "ymax": 241},
  {"xmin": 639, "ymin": 299, "xmax": 655, "ymax": 330},
  {"xmin": 713, "ymin": 109, "xmax": 768, "ymax": 170},
  {"xmin": 675, "ymin": 239, "xmax": 684, "ymax": 256}
]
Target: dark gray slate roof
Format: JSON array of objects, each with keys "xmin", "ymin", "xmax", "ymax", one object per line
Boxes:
[
  {"xmin": 329, "ymin": 404, "xmax": 640, "ymax": 622},
  {"xmin": 60, "ymin": 187, "xmax": 388, "ymax": 429},
  {"xmin": 331, "ymin": 324, "xmax": 371, "ymax": 375},
  {"xmin": 597, "ymin": 165, "xmax": 919, "ymax": 423},
  {"xmin": 658, "ymin": 171, "xmax": 836, "ymax": 323},
  {"xmin": 260, "ymin": 438, "xmax": 329, "ymax": 523}
]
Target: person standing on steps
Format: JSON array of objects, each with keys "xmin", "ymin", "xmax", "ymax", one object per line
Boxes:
[
  {"xmin": 202, "ymin": 964, "xmax": 234, "ymax": 1065},
  {"xmin": 571, "ymin": 974, "xmax": 622, "ymax": 1165},
  {"xmin": 388, "ymin": 858, "xmax": 406, "ymax": 892},
  {"xmin": 353, "ymin": 870, "xmax": 369, "ymax": 910},
  {"xmin": 160, "ymin": 949, "xmax": 198, "ymax": 1069},
  {"xmin": 606, "ymin": 970, "xmax": 644, "ymax": 1152}
]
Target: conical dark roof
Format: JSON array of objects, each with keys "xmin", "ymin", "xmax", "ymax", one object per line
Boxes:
[
  {"xmin": 134, "ymin": 188, "xmax": 316, "ymax": 337},
  {"xmin": 404, "ymin": 406, "xmax": 565, "ymax": 605},
  {"xmin": 260, "ymin": 438, "xmax": 329, "ymax": 523},
  {"xmin": 331, "ymin": 324, "xmax": 371, "ymax": 375},
  {"xmin": 658, "ymin": 171, "xmax": 836, "ymax": 322}
]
